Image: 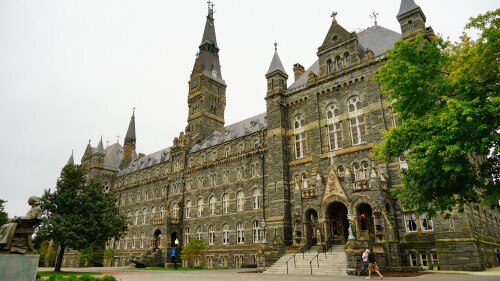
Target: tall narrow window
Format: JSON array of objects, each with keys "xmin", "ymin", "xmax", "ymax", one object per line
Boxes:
[
  {"xmin": 185, "ymin": 200, "xmax": 192, "ymax": 218},
  {"xmin": 236, "ymin": 223, "xmax": 245, "ymax": 244},
  {"xmin": 326, "ymin": 104, "xmax": 342, "ymax": 150},
  {"xmin": 142, "ymin": 208, "xmax": 147, "ymax": 224},
  {"xmin": 252, "ymin": 221, "xmax": 261, "ymax": 243},
  {"xmin": 294, "ymin": 114, "xmax": 306, "ymax": 159},
  {"xmin": 348, "ymin": 96, "xmax": 366, "ymax": 145},
  {"xmin": 209, "ymin": 196, "xmax": 216, "ymax": 215},
  {"xmin": 222, "ymin": 224, "xmax": 229, "ymax": 244},
  {"xmin": 196, "ymin": 226, "xmax": 202, "ymax": 240},
  {"xmin": 134, "ymin": 209, "xmax": 139, "ymax": 225},
  {"xmin": 404, "ymin": 213, "xmax": 418, "ymax": 232},
  {"xmin": 197, "ymin": 198, "xmax": 204, "ymax": 217},
  {"xmin": 140, "ymin": 232, "xmax": 145, "ymax": 248},
  {"xmin": 301, "ymin": 173, "xmax": 308, "ymax": 189},
  {"xmin": 132, "ymin": 233, "xmax": 136, "ymax": 248},
  {"xmin": 420, "ymin": 213, "xmax": 434, "ymax": 231},
  {"xmin": 344, "ymin": 52, "xmax": 351, "ymax": 67},
  {"xmin": 208, "ymin": 225, "xmax": 215, "ymax": 245},
  {"xmin": 336, "ymin": 56, "xmax": 342, "ymax": 70},
  {"xmin": 327, "ymin": 59, "xmax": 334, "ymax": 74},
  {"xmin": 252, "ymin": 189, "xmax": 260, "ymax": 209},
  {"xmin": 172, "ymin": 203, "xmax": 179, "ymax": 218},
  {"xmin": 237, "ymin": 191, "xmax": 244, "ymax": 212},
  {"xmin": 222, "ymin": 193, "xmax": 229, "ymax": 213},
  {"xmin": 225, "ymin": 147, "xmax": 230, "ymax": 157},
  {"xmin": 185, "ymin": 227, "xmax": 191, "ymax": 244}
]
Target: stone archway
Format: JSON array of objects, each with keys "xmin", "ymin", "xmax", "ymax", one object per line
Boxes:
[
  {"xmin": 304, "ymin": 209, "xmax": 319, "ymax": 245},
  {"xmin": 152, "ymin": 229, "xmax": 162, "ymax": 251},
  {"xmin": 325, "ymin": 202, "xmax": 349, "ymax": 245},
  {"xmin": 356, "ymin": 203, "xmax": 374, "ymax": 241}
]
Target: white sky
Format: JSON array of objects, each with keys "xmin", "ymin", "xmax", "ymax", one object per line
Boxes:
[{"xmin": 0, "ymin": 0, "xmax": 497, "ymax": 216}]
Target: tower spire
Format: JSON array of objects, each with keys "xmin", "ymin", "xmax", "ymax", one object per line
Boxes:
[
  {"xmin": 120, "ymin": 109, "xmax": 137, "ymax": 169},
  {"xmin": 266, "ymin": 42, "xmax": 287, "ymax": 77}
]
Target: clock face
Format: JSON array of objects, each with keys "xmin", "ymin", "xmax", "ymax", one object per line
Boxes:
[{"xmin": 212, "ymin": 69, "xmax": 217, "ymax": 77}]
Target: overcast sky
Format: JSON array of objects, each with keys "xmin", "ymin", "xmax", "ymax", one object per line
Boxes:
[{"xmin": 0, "ymin": 0, "xmax": 497, "ymax": 217}]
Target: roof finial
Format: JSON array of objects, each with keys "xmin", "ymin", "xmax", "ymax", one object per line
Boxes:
[
  {"xmin": 116, "ymin": 134, "xmax": 120, "ymax": 144},
  {"xmin": 274, "ymin": 41, "xmax": 277, "ymax": 51},
  {"xmin": 132, "ymin": 107, "xmax": 135, "ymax": 117},
  {"xmin": 331, "ymin": 11, "xmax": 338, "ymax": 21},
  {"xmin": 106, "ymin": 139, "xmax": 110, "ymax": 147},
  {"xmin": 207, "ymin": 0, "xmax": 215, "ymax": 13},
  {"xmin": 370, "ymin": 10, "xmax": 379, "ymax": 26}
]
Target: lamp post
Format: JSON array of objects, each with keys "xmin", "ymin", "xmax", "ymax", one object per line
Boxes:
[
  {"xmin": 260, "ymin": 218, "xmax": 267, "ymax": 244},
  {"xmin": 174, "ymin": 238, "xmax": 179, "ymax": 270}
]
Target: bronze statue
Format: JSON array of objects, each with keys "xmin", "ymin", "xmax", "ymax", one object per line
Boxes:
[{"xmin": 0, "ymin": 196, "xmax": 42, "ymax": 254}]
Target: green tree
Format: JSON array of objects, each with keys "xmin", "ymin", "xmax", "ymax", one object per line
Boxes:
[
  {"xmin": 36, "ymin": 164, "xmax": 128, "ymax": 272},
  {"xmin": 373, "ymin": 9, "xmax": 499, "ymax": 216},
  {"xmin": 180, "ymin": 239, "xmax": 206, "ymax": 267},
  {"xmin": 0, "ymin": 198, "xmax": 8, "ymax": 225}
]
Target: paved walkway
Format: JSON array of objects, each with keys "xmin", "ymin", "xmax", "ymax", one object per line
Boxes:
[{"xmin": 38, "ymin": 266, "xmax": 500, "ymax": 281}]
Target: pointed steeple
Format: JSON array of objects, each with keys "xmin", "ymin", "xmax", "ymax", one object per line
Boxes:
[
  {"xmin": 120, "ymin": 109, "xmax": 137, "ymax": 169},
  {"xmin": 67, "ymin": 150, "xmax": 75, "ymax": 165},
  {"xmin": 266, "ymin": 42, "xmax": 287, "ymax": 77},
  {"xmin": 397, "ymin": 0, "xmax": 424, "ymax": 19},
  {"xmin": 96, "ymin": 136, "xmax": 105, "ymax": 154},
  {"xmin": 197, "ymin": 0, "xmax": 225, "ymax": 85},
  {"xmin": 396, "ymin": 0, "xmax": 432, "ymax": 40}
]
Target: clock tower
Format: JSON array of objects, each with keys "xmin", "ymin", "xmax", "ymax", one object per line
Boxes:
[{"xmin": 187, "ymin": 1, "xmax": 226, "ymax": 144}]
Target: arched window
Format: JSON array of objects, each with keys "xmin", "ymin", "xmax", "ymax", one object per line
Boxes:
[
  {"xmin": 172, "ymin": 203, "xmax": 179, "ymax": 218},
  {"xmin": 222, "ymin": 170, "xmax": 228, "ymax": 183},
  {"xmin": 198, "ymin": 177, "xmax": 205, "ymax": 189},
  {"xmin": 326, "ymin": 104, "xmax": 342, "ymax": 150},
  {"xmin": 225, "ymin": 147, "xmax": 230, "ymax": 157},
  {"xmin": 142, "ymin": 208, "xmax": 147, "ymax": 224},
  {"xmin": 185, "ymin": 227, "xmax": 191, "ymax": 244},
  {"xmin": 327, "ymin": 59, "xmax": 334, "ymax": 74},
  {"xmin": 125, "ymin": 233, "xmax": 129, "ymax": 249},
  {"xmin": 348, "ymin": 96, "xmax": 366, "ymax": 145},
  {"xmin": 210, "ymin": 174, "xmax": 216, "ymax": 186},
  {"xmin": 208, "ymin": 225, "xmax": 215, "ymax": 245},
  {"xmin": 212, "ymin": 151, "xmax": 217, "ymax": 161},
  {"xmin": 294, "ymin": 114, "xmax": 306, "ymax": 159},
  {"xmin": 185, "ymin": 200, "xmax": 192, "ymax": 218},
  {"xmin": 196, "ymin": 226, "xmax": 202, "ymax": 240},
  {"xmin": 253, "ymin": 139, "xmax": 259, "ymax": 150},
  {"xmin": 236, "ymin": 222, "xmax": 245, "ymax": 244},
  {"xmin": 252, "ymin": 221, "xmax": 261, "ymax": 243},
  {"xmin": 140, "ymin": 232, "xmax": 145, "ymax": 248},
  {"xmin": 150, "ymin": 206, "xmax": 156, "ymax": 219},
  {"xmin": 134, "ymin": 209, "xmax": 139, "ymax": 225},
  {"xmin": 160, "ymin": 205, "xmax": 166, "ymax": 218},
  {"xmin": 336, "ymin": 56, "xmax": 343, "ymax": 70},
  {"xmin": 209, "ymin": 196, "xmax": 216, "ymax": 215},
  {"xmin": 197, "ymin": 198, "xmax": 204, "ymax": 217},
  {"xmin": 132, "ymin": 233, "xmax": 136, "ymax": 248},
  {"xmin": 186, "ymin": 180, "xmax": 192, "ymax": 191},
  {"xmin": 344, "ymin": 52, "xmax": 351, "ymax": 67},
  {"xmin": 200, "ymin": 154, "xmax": 205, "ymax": 165},
  {"xmin": 222, "ymin": 224, "xmax": 229, "ymax": 244},
  {"xmin": 237, "ymin": 191, "xmax": 244, "ymax": 212},
  {"xmin": 362, "ymin": 161, "xmax": 370, "ymax": 179},
  {"xmin": 222, "ymin": 193, "xmax": 229, "ymax": 213},
  {"xmin": 127, "ymin": 211, "xmax": 132, "ymax": 225},
  {"xmin": 252, "ymin": 189, "xmax": 260, "ymax": 209}
]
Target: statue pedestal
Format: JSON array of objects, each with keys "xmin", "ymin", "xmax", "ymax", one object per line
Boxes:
[{"xmin": 0, "ymin": 254, "xmax": 39, "ymax": 281}]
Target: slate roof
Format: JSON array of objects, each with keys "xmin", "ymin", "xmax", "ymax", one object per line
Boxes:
[
  {"xmin": 117, "ymin": 148, "xmax": 170, "ymax": 176},
  {"xmin": 190, "ymin": 113, "xmax": 267, "ymax": 153},
  {"xmin": 397, "ymin": 0, "xmax": 421, "ymax": 18},
  {"xmin": 288, "ymin": 25, "xmax": 400, "ymax": 91},
  {"xmin": 266, "ymin": 49, "xmax": 287, "ymax": 76}
]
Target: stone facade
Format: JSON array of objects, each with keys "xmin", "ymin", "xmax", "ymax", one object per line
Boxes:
[{"xmin": 63, "ymin": 0, "xmax": 500, "ymax": 271}]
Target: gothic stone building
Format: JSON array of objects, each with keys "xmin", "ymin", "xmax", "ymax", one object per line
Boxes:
[{"xmin": 67, "ymin": 0, "xmax": 500, "ymax": 271}]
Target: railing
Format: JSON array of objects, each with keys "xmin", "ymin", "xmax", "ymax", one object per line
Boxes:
[
  {"xmin": 285, "ymin": 254, "xmax": 295, "ymax": 274},
  {"xmin": 309, "ymin": 253, "xmax": 320, "ymax": 275}
]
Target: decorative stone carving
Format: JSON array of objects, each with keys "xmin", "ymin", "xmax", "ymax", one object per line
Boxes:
[{"xmin": 0, "ymin": 196, "xmax": 42, "ymax": 254}]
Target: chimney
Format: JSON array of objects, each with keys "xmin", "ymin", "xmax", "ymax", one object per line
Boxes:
[{"xmin": 293, "ymin": 63, "xmax": 305, "ymax": 81}]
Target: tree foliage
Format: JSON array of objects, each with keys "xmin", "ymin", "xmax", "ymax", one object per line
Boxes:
[
  {"xmin": 180, "ymin": 239, "xmax": 206, "ymax": 267},
  {"xmin": 36, "ymin": 164, "xmax": 128, "ymax": 271},
  {"xmin": 0, "ymin": 198, "xmax": 8, "ymax": 225},
  {"xmin": 373, "ymin": 9, "xmax": 499, "ymax": 216}
]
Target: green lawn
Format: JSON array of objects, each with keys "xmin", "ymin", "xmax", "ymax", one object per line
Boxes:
[{"xmin": 36, "ymin": 271, "xmax": 110, "ymax": 281}]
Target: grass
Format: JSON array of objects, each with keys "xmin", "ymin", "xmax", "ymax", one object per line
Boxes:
[{"xmin": 37, "ymin": 271, "xmax": 101, "ymax": 280}]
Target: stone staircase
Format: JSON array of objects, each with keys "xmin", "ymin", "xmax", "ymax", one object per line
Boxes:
[{"xmin": 264, "ymin": 245, "xmax": 348, "ymax": 275}]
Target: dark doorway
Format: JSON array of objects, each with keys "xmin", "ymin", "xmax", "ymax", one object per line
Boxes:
[
  {"xmin": 326, "ymin": 202, "xmax": 348, "ymax": 245},
  {"xmin": 305, "ymin": 209, "xmax": 319, "ymax": 245}
]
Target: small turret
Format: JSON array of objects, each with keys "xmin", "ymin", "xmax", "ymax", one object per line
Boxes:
[
  {"xmin": 397, "ymin": 0, "xmax": 434, "ymax": 39},
  {"xmin": 265, "ymin": 42, "xmax": 288, "ymax": 98}
]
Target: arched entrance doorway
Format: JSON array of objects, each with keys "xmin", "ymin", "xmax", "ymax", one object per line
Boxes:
[
  {"xmin": 153, "ymin": 229, "xmax": 161, "ymax": 251},
  {"xmin": 356, "ymin": 203, "xmax": 374, "ymax": 241},
  {"xmin": 305, "ymin": 209, "xmax": 319, "ymax": 245},
  {"xmin": 325, "ymin": 202, "xmax": 348, "ymax": 245}
]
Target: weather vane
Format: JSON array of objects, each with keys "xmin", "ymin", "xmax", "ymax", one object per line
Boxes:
[
  {"xmin": 274, "ymin": 41, "xmax": 277, "ymax": 51},
  {"xmin": 116, "ymin": 134, "xmax": 120, "ymax": 144},
  {"xmin": 370, "ymin": 10, "xmax": 379, "ymax": 26}
]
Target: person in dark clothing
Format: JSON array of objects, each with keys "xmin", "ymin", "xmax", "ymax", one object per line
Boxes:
[
  {"xmin": 359, "ymin": 249, "xmax": 370, "ymax": 276},
  {"xmin": 496, "ymin": 249, "xmax": 500, "ymax": 264},
  {"xmin": 366, "ymin": 252, "xmax": 383, "ymax": 280}
]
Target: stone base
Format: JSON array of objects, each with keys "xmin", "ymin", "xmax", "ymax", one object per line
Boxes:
[{"xmin": 0, "ymin": 254, "xmax": 39, "ymax": 281}]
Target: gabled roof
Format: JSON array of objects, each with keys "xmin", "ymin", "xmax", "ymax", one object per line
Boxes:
[
  {"xmin": 357, "ymin": 25, "xmax": 401, "ymax": 56},
  {"xmin": 190, "ymin": 113, "xmax": 267, "ymax": 153},
  {"xmin": 288, "ymin": 60, "xmax": 319, "ymax": 91}
]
